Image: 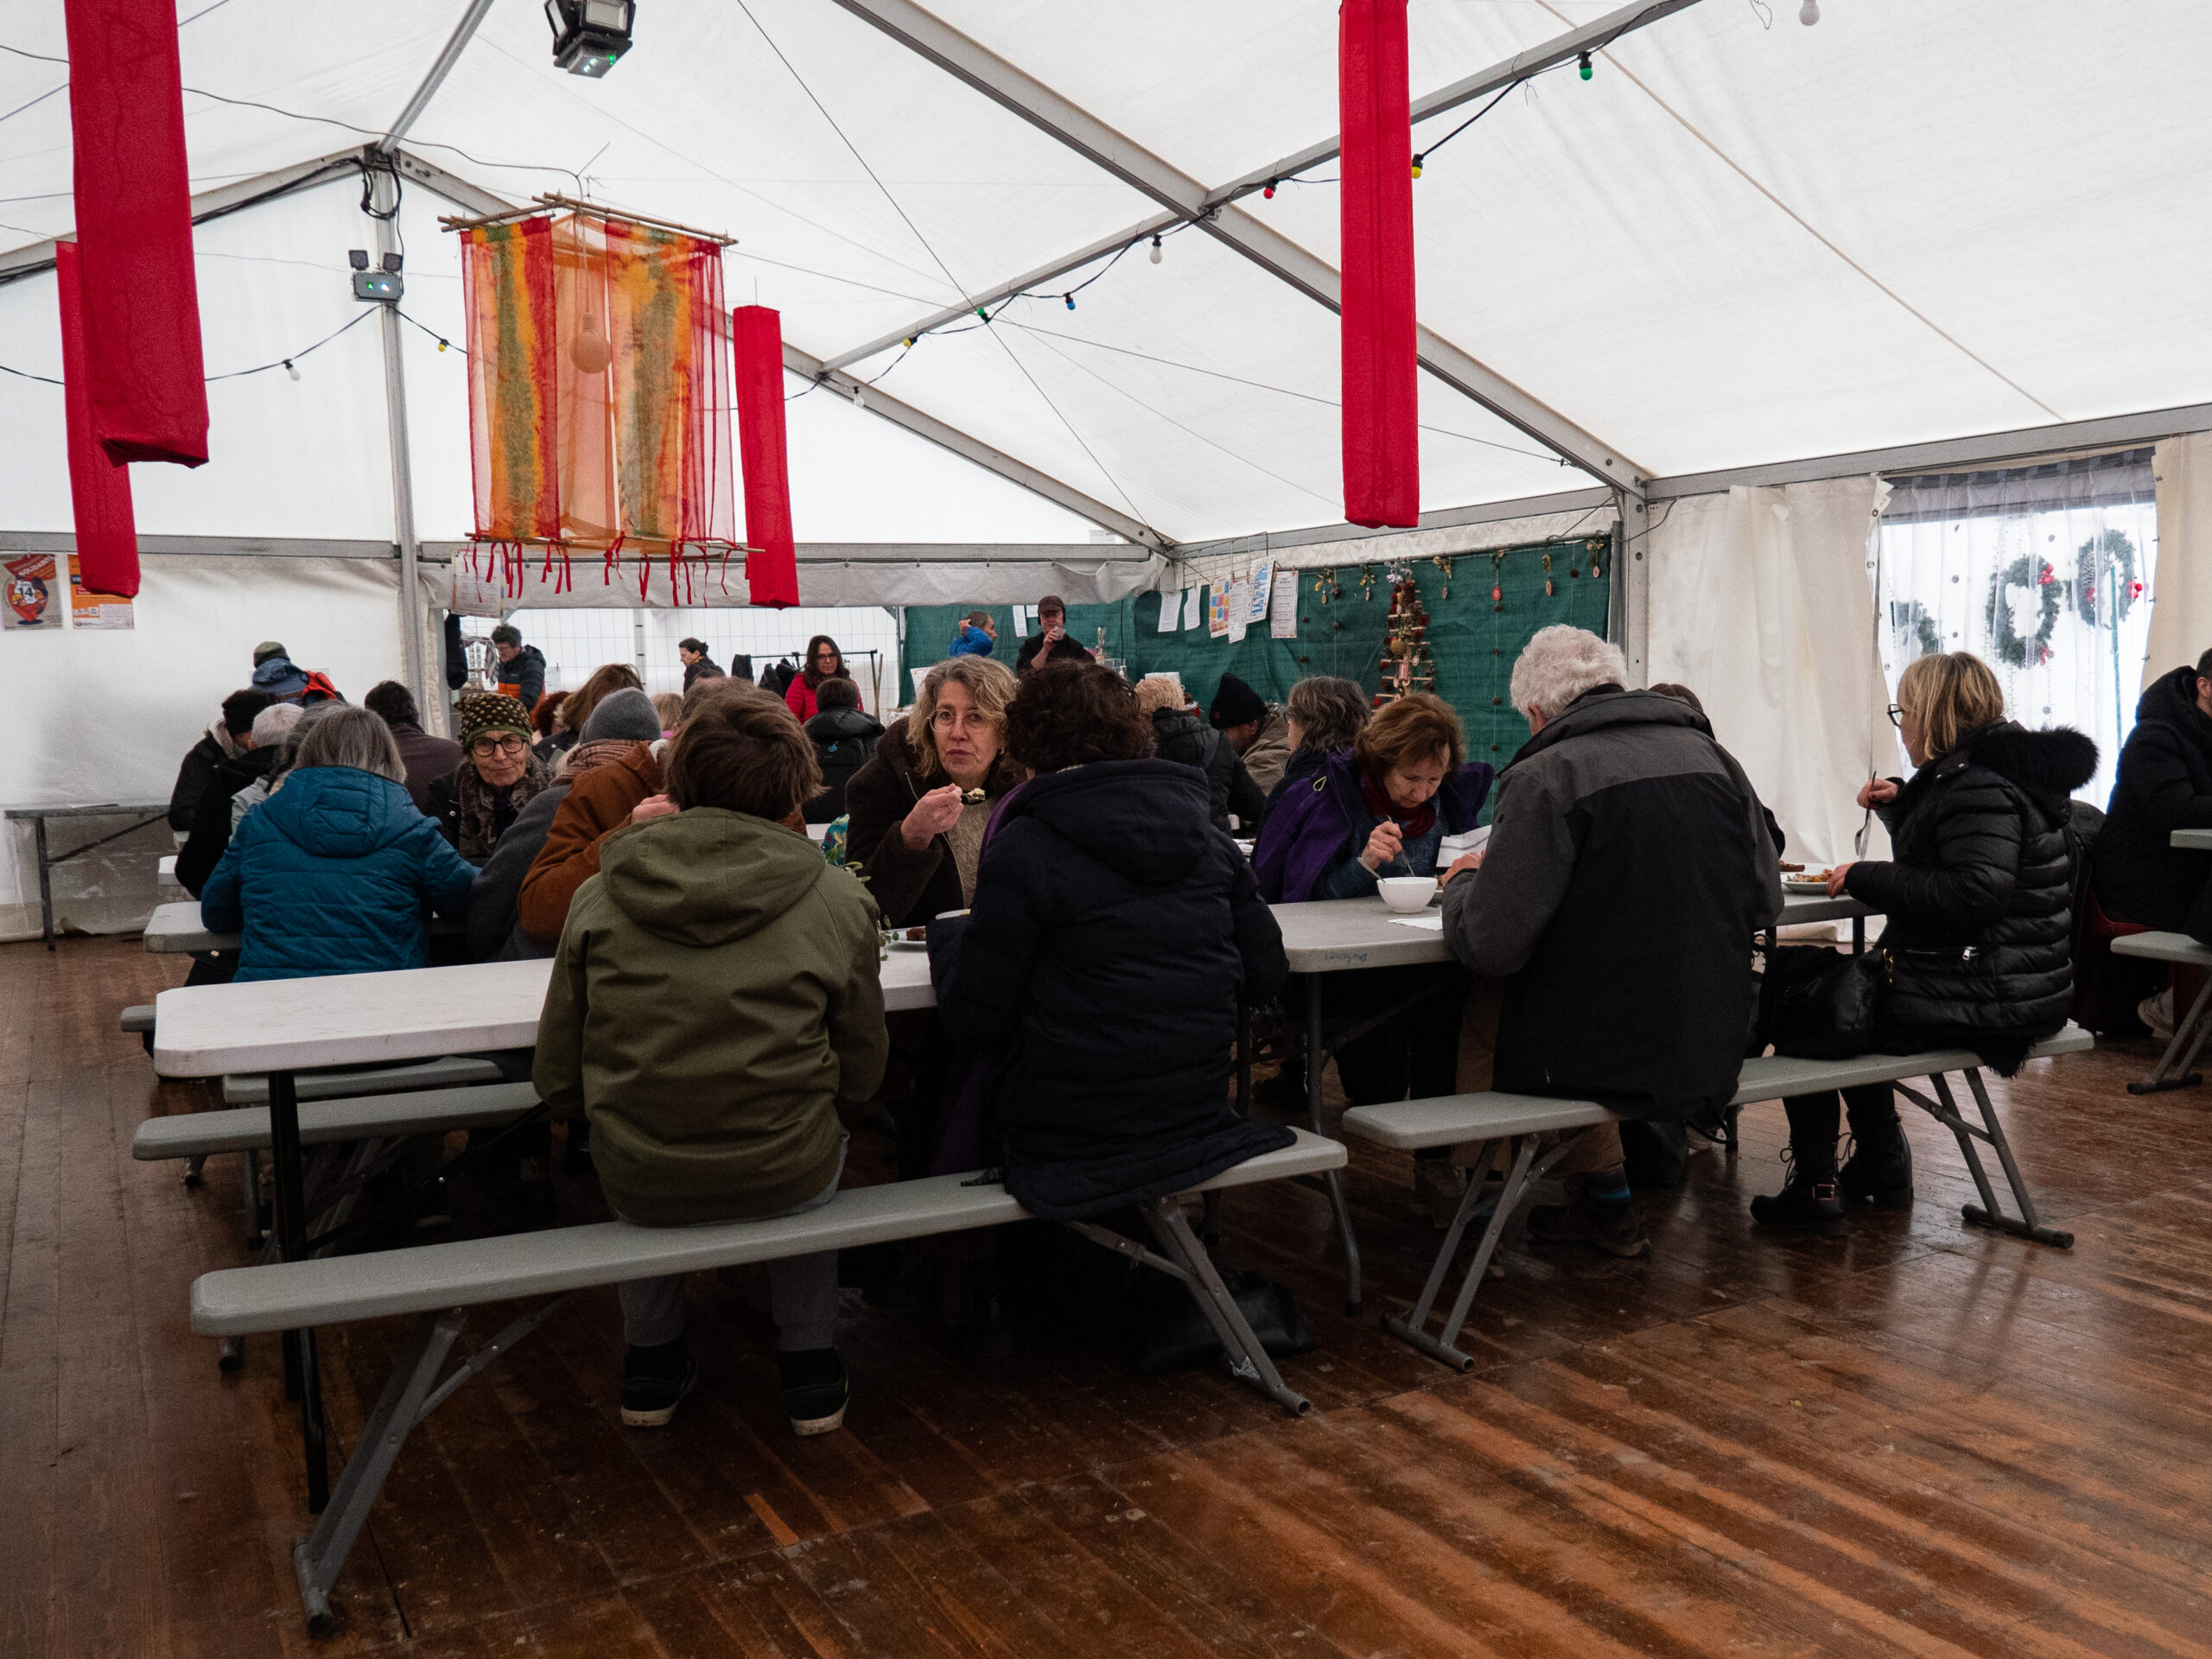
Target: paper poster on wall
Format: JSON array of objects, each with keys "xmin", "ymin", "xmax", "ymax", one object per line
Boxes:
[
  {"xmin": 1246, "ymin": 560, "xmax": 1274, "ymax": 623},
  {"xmin": 449, "ymin": 560, "xmax": 506, "ymax": 619},
  {"xmin": 67, "ymin": 556, "xmax": 134, "ymax": 630},
  {"xmin": 1269, "ymin": 569, "xmax": 1300, "ymax": 639},
  {"xmin": 1225, "ymin": 578, "xmax": 1251, "ymax": 643},
  {"xmin": 1206, "ymin": 584, "xmax": 1230, "ymax": 639},
  {"xmin": 3, "ymin": 553, "xmax": 58, "ymax": 629},
  {"xmin": 1180, "ymin": 586, "xmax": 1202, "ymax": 630},
  {"xmin": 1156, "ymin": 588, "xmax": 1179, "ymax": 632}
]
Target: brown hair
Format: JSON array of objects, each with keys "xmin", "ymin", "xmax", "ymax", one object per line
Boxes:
[
  {"xmin": 963, "ymin": 609, "xmax": 994, "ymax": 628},
  {"xmin": 531, "ymin": 689, "xmax": 569, "ymax": 737},
  {"xmin": 650, "ymin": 691, "xmax": 683, "ymax": 730},
  {"xmin": 909, "ymin": 655, "xmax": 1017, "ymax": 780},
  {"xmin": 1003, "ymin": 662, "xmax": 1154, "ymax": 772},
  {"xmin": 1897, "ymin": 651, "xmax": 2005, "ymax": 759},
  {"xmin": 1285, "ymin": 676, "xmax": 1370, "ymax": 755},
  {"xmin": 802, "ymin": 632, "xmax": 846, "ymax": 688},
  {"xmin": 664, "ymin": 690, "xmax": 820, "ymax": 819},
  {"xmin": 562, "ymin": 662, "xmax": 643, "ymax": 736},
  {"xmin": 1354, "ymin": 692, "xmax": 1465, "ymax": 779}
]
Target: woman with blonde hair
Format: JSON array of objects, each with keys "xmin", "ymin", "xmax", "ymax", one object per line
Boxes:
[
  {"xmin": 1755, "ymin": 650, "xmax": 2097, "ymax": 1234},
  {"xmin": 842, "ymin": 654, "xmax": 1020, "ymax": 928}
]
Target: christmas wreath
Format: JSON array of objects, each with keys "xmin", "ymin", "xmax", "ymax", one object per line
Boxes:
[
  {"xmin": 1985, "ymin": 555, "xmax": 2061, "ymax": 668},
  {"xmin": 2072, "ymin": 527, "xmax": 2141, "ymax": 625}
]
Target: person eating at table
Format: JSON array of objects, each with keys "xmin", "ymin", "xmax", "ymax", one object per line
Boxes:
[
  {"xmin": 1748, "ymin": 652, "xmax": 2094, "ymax": 1234},
  {"xmin": 1209, "ymin": 671, "xmax": 1293, "ymax": 795},
  {"xmin": 1259, "ymin": 675, "xmax": 1371, "ymax": 830},
  {"xmin": 534, "ymin": 688, "xmax": 886, "ymax": 1435},
  {"xmin": 843, "ymin": 655, "xmax": 1021, "ymax": 929},
  {"xmin": 200, "ymin": 706, "xmax": 476, "ymax": 981},
  {"xmin": 1440, "ymin": 626, "xmax": 1782, "ymax": 1258},
  {"xmin": 427, "ymin": 692, "xmax": 551, "ymax": 867}
]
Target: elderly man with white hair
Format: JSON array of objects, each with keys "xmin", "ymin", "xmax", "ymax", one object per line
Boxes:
[{"xmin": 1440, "ymin": 625, "xmax": 1782, "ymax": 1257}]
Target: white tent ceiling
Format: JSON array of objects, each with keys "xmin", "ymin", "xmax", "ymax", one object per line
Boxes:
[{"xmin": 3, "ymin": 0, "xmax": 2210, "ymax": 550}]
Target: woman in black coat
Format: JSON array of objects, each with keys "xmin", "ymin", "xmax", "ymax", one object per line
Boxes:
[
  {"xmin": 1756, "ymin": 652, "xmax": 2097, "ymax": 1234},
  {"xmin": 934, "ymin": 662, "xmax": 1293, "ymax": 1220}
]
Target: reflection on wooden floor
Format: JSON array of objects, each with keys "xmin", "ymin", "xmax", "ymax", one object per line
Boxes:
[{"xmin": 5, "ymin": 937, "xmax": 2210, "ymax": 1656}]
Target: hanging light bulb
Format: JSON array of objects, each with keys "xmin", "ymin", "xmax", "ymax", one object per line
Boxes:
[
  {"xmin": 570, "ymin": 312, "xmax": 612, "ymax": 375},
  {"xmin": 1262, "ymin": 179, "xmax": 1277, "ymax": 200},
  {"xmin": 1148, "ymin": 234, "xmax": 1162, "ymax": 264},
  {"xmin": 1799, "ymin": 0, "xmax": 1819, "ymax": 21},
  {"xmin": 1064, "ymin": 293, "xmax": 1075, "ymax": 310},
  {"xmin": 1578, "ymin": 50, "xmax": 1593, "ymax": 79},
  {"xmin": 283, "ymin": 359, "xmax": 301, "ymax": 382},
  {"xmin": 1410, "ymin": 154, "xmax": 1424, "ymax": 179}
]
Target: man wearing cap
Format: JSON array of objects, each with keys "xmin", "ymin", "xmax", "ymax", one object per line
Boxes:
[
  {"xmin": 1014, "ymin": 594, "xmax": 1095, "ymax": 674},
  {"xmin": 1209, "ymin": 671, "xmax": 1292, "ymax": 794},
  {"xmin": 427, "ymin": 690, "xmax": 551, "ymax": 865},
  {"xmin": 251, "ymin": 648, "xmax": 310, "ymax": 702}
]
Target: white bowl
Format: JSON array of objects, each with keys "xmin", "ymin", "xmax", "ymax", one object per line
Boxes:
[{"xmin": 1377, "ymin": 876, "xmax": 1435, "ymax": 913}]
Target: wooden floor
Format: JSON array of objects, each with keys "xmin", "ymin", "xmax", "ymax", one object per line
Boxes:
[{"xmin": 6, "ymin": 938, "xmax": 2212, "ymax": 1657}]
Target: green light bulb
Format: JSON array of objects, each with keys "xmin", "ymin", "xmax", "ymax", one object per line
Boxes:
[{"xmin": 1578, "ymin": 51, "xmax": 1592, "ymax": 80}]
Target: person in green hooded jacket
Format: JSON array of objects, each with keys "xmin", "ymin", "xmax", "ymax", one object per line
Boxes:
[{"xmin": 534, "ymin": 684, "xmax": 887, "ymax": 1433}]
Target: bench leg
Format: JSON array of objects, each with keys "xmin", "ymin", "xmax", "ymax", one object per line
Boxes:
[
  {"xmin": 1899, "ymin": 1071, "xmax": 2072, "ymax": 1249},
  {"xmin": 1144, "ymin": 1199, "xmax": 1311, "ymax": 1416},
  {"xmin": 295, "ymin": 1308, "xmax": 466, "ymax": 1637},
  {"xmin": 1384, "ymin": 1136, "xmax": 1518, "ymax": 1371},
  {"xmin": 1306, "ymin": 976, "xmax": 1363, "ymax": 1316},
  {"xmin": 183, "ymin": 1154, "xmax": 207, "ymax": 1188},
  {"xmin": 2126, "ymin": 972, "xmax": 2212, "ymax": 1095},
  {"xmin": 242, "ymin": 1148, "xmax": 265, "ymax": 1248}
]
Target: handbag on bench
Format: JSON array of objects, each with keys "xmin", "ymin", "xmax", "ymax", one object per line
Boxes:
[{"xmin": 1761, "ymin": 943, "xmax": 1887, "ymax": 1059}]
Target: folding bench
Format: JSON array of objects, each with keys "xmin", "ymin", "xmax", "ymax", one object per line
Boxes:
[
  {"xmin": 2111, "ymin": 931, "xmax": 2212, "ymax": 1094},
  {"xmin": 221, "ymin": 1054, "xmax": 508, "ymax": 1106},
  {"xmin": 1344, "ymin": 1025, "xmax": 2092, "ymax": 1371},
  {"xmin": 191, "ymin": 1129, "xmax": 1345, "ymax": 1634}
]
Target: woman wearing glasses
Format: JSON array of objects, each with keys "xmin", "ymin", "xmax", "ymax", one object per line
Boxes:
[
  {"xmin": 1753, "ymin": 652, "xmax": 2097, "ymax": 1234},
  {"xmin": 200, "ymin": 706, "xmax": 477, "ymax": 982},
  {"xmin": 428, "ymin": 690, "xmax": 553, "ymax": 866}
]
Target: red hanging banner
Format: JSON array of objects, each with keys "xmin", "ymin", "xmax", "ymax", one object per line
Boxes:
[
  {"xmin": 731, "ymin": 305, "xmax": 799, "ymax": 608},
  {"xmin": 1338, "ymin": 0, "xmax": 1419, "ymax": 528},
  {"xmin": 62, "ymin": 0, "xmax": 209, "ymax": 467},
  {"xmin": 55, "ymin": 241, "xmax": 141, "ymax": 599}
]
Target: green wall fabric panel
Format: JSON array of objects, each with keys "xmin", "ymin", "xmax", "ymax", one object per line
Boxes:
[{"xmin": 897, "ymin": 536, "xmax": 1611, "ymax": 769}]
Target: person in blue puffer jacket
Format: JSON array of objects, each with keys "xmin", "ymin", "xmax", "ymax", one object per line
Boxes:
[
  {"xmin": 945, "ymin": 611, "xmax": 997, "ymax": 658},
  {"xmin": 200, "ymin": 706, "xmax": 475, "ymax": 982}
]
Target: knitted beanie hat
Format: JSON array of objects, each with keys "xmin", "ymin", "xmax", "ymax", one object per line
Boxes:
[
  {"xmin": 457, "ymin": 690, "xmax": 532, "ymax": 748},
  {"xmin": 581, "ymin": 687, "xmax": 664, "ymax": 742},
  {"xmin": 1209, "ymin": 671, "xmax": 1268, "ymax": 730}
]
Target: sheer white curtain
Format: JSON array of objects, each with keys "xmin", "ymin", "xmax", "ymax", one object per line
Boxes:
[
  {"xmin": 1649, "ymin": 477, "xmax": 1894, "ymax": 868},
  {"xmin": 1879, "ymin": 449, "xmax": 2158, "ymax": 808},
  {"xmin": 2148, "ymin": 434, "xmax": 2212, "ymax": 691}
]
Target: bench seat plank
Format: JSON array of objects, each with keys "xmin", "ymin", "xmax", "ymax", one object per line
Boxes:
[
  {"xmin": 1340, "ymin": 1093, "xmax": 1611, "ymax": 1151},
  {"xmin": 2112, "ymin": 931, "xmax": 2212, "ymax": 968},
  {"xmin": 221, "ymin": 1055, "xmax": 508, "ymax": 1106},
  {"xmin": 1730, "ymin": 1025, "xmax": 2091, "ymax": 1105},
  {"xmin": 191, "ymin": 1129, "xmax": 1345, "ymax": 1336},
  {"xmin": 135, "ymin": 1081, "xmax": 543, "ymax": 1161}
]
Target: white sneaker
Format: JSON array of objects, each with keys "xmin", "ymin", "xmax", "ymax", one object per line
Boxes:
[{"xmin": 2139, "ymin": 988, "xmax": 2177, "ymax": 1043}]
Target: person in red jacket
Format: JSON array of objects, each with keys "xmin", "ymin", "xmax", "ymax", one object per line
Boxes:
[{"xmin": 785, "ymin": 634, "xmax": 860, "ymax": 722}]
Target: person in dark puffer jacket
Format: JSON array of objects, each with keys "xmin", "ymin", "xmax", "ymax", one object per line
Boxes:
[
  {"xmin": 803, "ymin": 676, "xmax": 885, "ymax": 824},
  {"xmin": 933, "ymin": 662, "xmax": 1292, "ymax": 1220},
  {"xmin": 1135, "ymin": 675, "xmax": 1265, "ymax": 831},
  {"xmin": 2092, "ymin": 652, "xmax": 2212, "ymax": 931},
  {"xmin": 200, "ymin": 707, "xmax": 475, "ymax": 982},
  {"xmin": 1754, "ymin": 651, "xmax": 2098, "ymax": 1235}
]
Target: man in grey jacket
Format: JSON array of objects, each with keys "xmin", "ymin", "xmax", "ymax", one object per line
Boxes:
[{"xmin": 1440, "ymin": 626, "xmax": 1782, "ymax": 1256}]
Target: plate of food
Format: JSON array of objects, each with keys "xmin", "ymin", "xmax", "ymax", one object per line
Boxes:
[
  {"xmin": 1783, "ymin": 868, "xmax": 1838, "ymax": 894},
  {"xmin": 883, "ymin": 925, "xmax": 932, "ymax": 950}
]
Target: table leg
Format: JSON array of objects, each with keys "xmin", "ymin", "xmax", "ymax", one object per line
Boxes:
[
  {"xmin": 35, "ymin": 817, "xmax": 53, "ymax": 951},
  {"xmin": 266, "ymin": 1071, "xmax": 330, "ymax": 1512},
  {"xmin": 1306, "ymin": 976, "xmax": 1362, "ymax": 1316},
  {"xmin": 1852, "ymin": 915, "xmax": 1865, "ymax": 956}
]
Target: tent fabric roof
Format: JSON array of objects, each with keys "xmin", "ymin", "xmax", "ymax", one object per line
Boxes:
[{"xmin": 3, "ymin": 0, "xmax": 2209, "ymax": 550}]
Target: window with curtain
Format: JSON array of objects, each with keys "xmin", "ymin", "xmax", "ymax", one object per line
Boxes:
[{"xmin": 1877, "ymin": 448, "xmax": 2158, "ymax": 806}]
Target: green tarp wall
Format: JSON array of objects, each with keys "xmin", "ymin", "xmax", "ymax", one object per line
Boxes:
[{"xmin": 899, "ymin": 533, "xmax": 1611, "ymax": 768}]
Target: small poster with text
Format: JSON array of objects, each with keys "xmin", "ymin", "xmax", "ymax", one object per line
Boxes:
[
  {"xmin": 3, "ymin": 553, "xmax": 58, "ymax": 629},
  {"xmin": 68, "ymin": 556, "xmax": 135, "ymax": 630}
]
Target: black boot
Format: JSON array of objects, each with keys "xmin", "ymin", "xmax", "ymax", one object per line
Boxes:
[
  {"xmin": 1750, "ymin": 1154, "xmax": 1847, "ymax": 1236},
  {"xmin": 1837, "ymin": 1123, "xmax": 1913, "ymax": 1208}
]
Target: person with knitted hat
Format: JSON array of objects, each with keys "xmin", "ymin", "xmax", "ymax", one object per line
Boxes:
[
  {"xmin": 1209, "ymin": 671, "xmax": 1293, "ymax": 794},
  {"xmin": 428, "ymin": 690, "xmax": 550, "ymax": 864}
]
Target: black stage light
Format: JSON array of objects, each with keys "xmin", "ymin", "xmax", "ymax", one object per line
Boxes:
[{"xmin": 546, "ymin": 0, "xmax": 634, "ymax": 78}]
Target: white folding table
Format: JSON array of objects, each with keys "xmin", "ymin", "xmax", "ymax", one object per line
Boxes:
[{"xmin": 152, "ymin": 948, "xmax": 937, "ymax": 1509}]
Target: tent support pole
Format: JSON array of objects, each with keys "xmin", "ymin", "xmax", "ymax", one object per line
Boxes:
[{"xmin": 370, "ymin": 171, "xmax": 428, "ymax": 714}]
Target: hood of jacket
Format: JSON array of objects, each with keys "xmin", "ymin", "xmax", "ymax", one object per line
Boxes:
[
  {"xmin": 1894, "ymin": 720, "xmax": 2099, "ymax": 824},
  {"xmin": 259, "ymin": 765, "xmax": 424, "ymax": 857},
  {"xmin": 807, "ymin": 708, "xmax": 884, "ymax": 741},
  {"xmin": 1151, "ymin": 708, "xmax": 1205, "ymax": 742},
  {"xmin": 2134, "ymin": 664, "xmax": 2212, "ymax": 751},
  {"xmin": 596, "ymin": 808, "xmax": 826, "ymax": 948},
  {"xmin": 874, "ymin": 715, "xmax": 1022, "ymax": 799},
  {"xmin": 1002, "ymin": 760, "xmax": 1216, "ymax": 885},
  {"xmin": 1506, "ymin": 684, "xmax": 1709, "ymax": 769},
  {"xmin": 250, "ymin": 656, "xmax": 308, "ymax": 698}
]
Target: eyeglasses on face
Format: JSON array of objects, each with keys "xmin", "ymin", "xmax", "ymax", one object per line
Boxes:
[
  {"xmin": 1886, "ymin": 704, "xmax": 1909, "ymax": 728},
  {"xmin": 473, "ymin": 734, "xmax": 528, "ymax": 755}
]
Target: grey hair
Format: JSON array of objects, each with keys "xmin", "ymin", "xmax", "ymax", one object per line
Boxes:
[
  {"xmin": 291, "ymin": 705, "xmax": 406, "ymax": 783},
  {"xmin": 1510, "ymin": 625, "xmax": 1628, "ymax": 721},
  {"xmin": 1284, "ymin": 675, "xmax": 1370, "ymax": 755},
  {"xmin": 250, "ymin": 701, "xmax": 305, "ymax": 749}
]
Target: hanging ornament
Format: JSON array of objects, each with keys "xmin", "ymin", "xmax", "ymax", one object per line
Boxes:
[
  {"xmin": 1543, "ymin": 550, "xmax": 1554, "ymax": 597},
  {"xmin": 1375, "ymin": 572, "xmax": 1436, "ymax": 705},
  {"xmin": 1489, "ymin": 549, "xmax": 1508, "ymax": 612}
]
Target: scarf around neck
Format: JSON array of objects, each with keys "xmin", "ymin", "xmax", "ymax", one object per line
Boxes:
[
  {"xmin": 456, "ymin": 752, "xmax": 547, "ymax": 861},
  {"xmin": 1359, "ymin": 763, "xmax": 1438, "ymax": 844}
]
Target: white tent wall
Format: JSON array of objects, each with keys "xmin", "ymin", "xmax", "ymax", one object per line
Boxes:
[
  {"xmin": 0, "ymin": 556, "xmax": 405, "ymax": 943},
  {"xmin": 2145, "ymin": 435, "xmax": 2212, "ymax": 693},
  {"xmin": 1648, "ymin": 478, "xmax": 1896, "ymax": 871}
]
